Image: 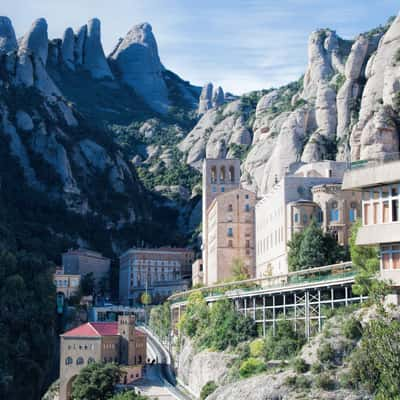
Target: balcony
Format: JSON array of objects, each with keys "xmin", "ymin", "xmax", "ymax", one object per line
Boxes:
[
  {"xmin": 356, "ymin": 223, "xmax": 400, "ymax": 246},
  {"xmin": 343, "ymin": 156, "xmax": 400, "ymax": 190}
]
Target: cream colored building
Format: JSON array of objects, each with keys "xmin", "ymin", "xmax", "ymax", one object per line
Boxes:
[
  {"xmin": 342, "ymin": 159, "xmax": 400, "ymax": 290},
  {"xmin": 202, "ymin": 158, "xmax": 241, "ymax": 283},
  {"xmin": 59, "ymin": 315, "xmax": 146, "ymax": 400},
  {"xmin": 54, "ymin": 266, "xmax": 80, "ymax": 299},
  {"xmin": 312, "ymin": 183, "xmax": 361, "ymax": 246},
  {"xmin": 119, "ymin": 247, "xmax": 194, "ymax": 305},
  {"xmin": 206, "ymin": 188, "xmax": 256, "ymax": 284},
  {"xmin": 255, "ymin": 162, "xmax": 355, "ymax": 278},
  {"xmin": 192, "ymin": 259, "xmax": 204, "ymax": 286}
]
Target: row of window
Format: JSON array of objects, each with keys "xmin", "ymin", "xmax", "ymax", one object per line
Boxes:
[
  {"xmin": 131, "ymin": 260, "xmax": 180, "ymax": 266},
  {"xmin": 210, "ymin": 165, "xmax": 236, "ymax": 184},
  {"xmin": 54, "ymin": 279, "xmax": 79, "ymax": 288},
  {"xmin": 256, "ymin": 227, "xmax": 285, "ymax": 256},
  {"xmin": 65, "ymin": 356, "xmax": 95, "ymax": 366},
  {"xmin": 67, "ymin": 344, "xmax": 95, "ymax": 351},
  {"xmin": 363, "ymin": 186, "xmax": 400, "ymax": 225},
  {"xmin": 381, "ymin": 244, "xmax": 400, "ymax": 270}
]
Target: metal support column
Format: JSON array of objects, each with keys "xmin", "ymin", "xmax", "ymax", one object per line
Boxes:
[
  {"xmin": 318, "ymin": 290, "xmax": 322, "ymax": 332},
  {"xmin": 272, "ymin": 295, "xmax": 276, "ymax": 336},
  {"xmin": 253, "ymin": 297, "xmax": 256, "ymax": 320},
  {"xmin": 283, "ymin": 294, "xmax": 286, "ymax": 318},
  {"xmin": 331, "ymin": 288, "xmax": 334, "ymax": 309},
  {"xmin": 294, "ymin": 293, "xmax": 297, "ymax": 332},
  {"xmin": 244, "ymin": 298, "xmax": 247, "ymax": 317},
  {"xmin": 305, "ymin": 291, "xmax": 310, "ymax": 339},
  {"xmin": 345, "ymin": 286, "xmax": 349, "ymax": 306},
  {"xmin": 262, "ymin": 295, "xmax": 266, "ymax": 337}
]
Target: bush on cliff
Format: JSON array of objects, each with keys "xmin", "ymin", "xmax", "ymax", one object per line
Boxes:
[
  {"xmin": 239, "ymin": 357, "xmax": 266, "ymax": 378},
  {"xmin": 200, "ymin": 381, "xmax": 218, "ymax": 400}
]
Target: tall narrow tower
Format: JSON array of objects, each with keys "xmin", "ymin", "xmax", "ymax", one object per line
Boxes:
[
  {"xmin": 202, "ymin": 158, "xmax": 240, "ymax": 284},
  {"xmin": 118, "ymin": 315, "xmax": 136, "ymax": 365}
]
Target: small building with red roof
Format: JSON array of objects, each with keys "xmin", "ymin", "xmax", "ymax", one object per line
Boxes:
[{"xmin": 59, "ymin": 315, "xmax": 146, "ymax": 400}]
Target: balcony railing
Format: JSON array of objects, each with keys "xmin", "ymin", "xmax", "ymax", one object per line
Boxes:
[
  {"xmin": 350, "ymin": 152, "xmax": 400, "ymax": 170},
  {"xmin": 168, "ymin": 261, "xmax": 355, "ymax": 304}
]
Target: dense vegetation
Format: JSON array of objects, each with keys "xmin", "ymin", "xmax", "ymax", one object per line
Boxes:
[
  {"xmin": 71, "ymin": 363, "xmax": 148, "ymax": 400},
  {"xmin": 179, "ymin": 292, "xmax": 256, "ymax": 351},
  {"xmin": 288, "ymin": 219, "xmax": 348, "ymax": 271}
]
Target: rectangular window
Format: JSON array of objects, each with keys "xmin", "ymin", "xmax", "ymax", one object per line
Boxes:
[
  {"xmin": 382, "ymin": 253, "xmax": 391, "ymax": 270},
  {"xmin": 245, "ymin": 204, "xmax": 250, "ymax": 212},
  {"xmin": 373, "ymin": 203, "xmax": 379, "ymax": 224},
  {"xmin": 246, "ymin": 240, "xmax": 250, "ymax": 248},
  {"xmin": 330, "ymin": 209, "xmax": 339, "ymax": 222},
  {"xmin": 383, "ymin": 201, "xmax": 390, "ymax": 223},
  {"xmin": 393, "ymin": 199, "xmax": 399, "ymax": 222},
  {"xmin": 227, "ymin": 227, "xmax": 233, "ymax": 237},
  {"xmin": 294, "ymin": 213, "xmax": 299, "ymax": 223},
  {"xmin": 349, "ymin": 209, "xmax": 356, "ymax": 222},
  {"xmin": 364, "ymin": 203, "xmax": 370, "ymax": 225},
  {"xmin": 393, "ymin": 253, "xmax": 400, "ymax": 269},
  {"xmin": 221, "ymin": 187, "xmax": 225, "ymax": 192},
  {"xmin": 228, "ymin": 240, "xmax": 233, "ymax": 248}
]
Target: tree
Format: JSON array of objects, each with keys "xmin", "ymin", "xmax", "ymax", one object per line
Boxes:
[
  {"xmin": 231, "ymin": 257, "xmax": 250, "ymax": 281},
  {"xmin": 349, "ymin": 220, "xmax": 386, "ymax": 301},
  {"xmin": 140, "ymin": 292, "xmax": 152, "ymax": 306},
  {"xmin": 71, "ymin": 363, "xmax": 121, "ymax": 400},
  {"xmin": 80, "ymin": 272, "xmax": 95, "ymax": 296},
  {"xmin": 288, "ymin": 219, "xmax": 348, "ymax": 271},
  {"xmin": 350, "ymin": 311, "xmax": 400, "ymax": 398},
  {"xmin": 179, "ymin": 291, "xmax": 209, "ymax": 338},
  {"xmin": 149, "ymin": 302, "xmax": 171, "ymax": 340}
]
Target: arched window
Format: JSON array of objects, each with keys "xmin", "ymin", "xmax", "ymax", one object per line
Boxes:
[
  {"xmin": 211, "ymin": 166, "xmax": 217, "ymax": 183},
  {"xmin": 87, "ymin": 357, "xmax": 95, "ymax": 364},
  {"xmin": 65, "ymin": 357, "xmax": 73, "ymax": 365},
  {"xmin": 229, "ymin": 166, "xmax": 235, "ymax": 183},
  {"xmin": 76, "ymin": 357, "xmax": 84, "ymax": 365},
  {"xmin": 220, "ymin": 166, "xmax": 226, "ymax": 183}
]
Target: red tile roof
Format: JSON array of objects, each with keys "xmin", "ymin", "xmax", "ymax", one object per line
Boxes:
[{"xmin": 62, "ymin": 322, "xmax": 146, "ymax": 338}]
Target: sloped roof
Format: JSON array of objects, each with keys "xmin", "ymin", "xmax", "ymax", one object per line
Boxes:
[{"xmin": 61, "ymin": 322, "xmax": 146, "ymax": 338}]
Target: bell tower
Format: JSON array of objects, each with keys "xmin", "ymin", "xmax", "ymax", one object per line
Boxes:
[
  {"xmin": 202, "ymin": 158, "xmax": 240, "ymax": 284},
  {"xmin": 118, "ymin": 315, "xmax": 136, "ymax": 365}
]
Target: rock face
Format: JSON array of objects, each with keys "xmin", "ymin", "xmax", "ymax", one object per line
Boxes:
[
  {"xmin": 109, "ymin": 23, "xmax": 168, "ymax": 113},
  {"xmin": 0, "ymin": 16, "xmax": 17, "ymax": 53},
  {"xmin": 18, "ymin": 18, "xmax": 48, "ymax": 65},
  {"xmin": 61, "ymin": 27, "xmax": 75, "ymax": 69},
  {"xmin": 83, "ymin": 18, "xmax": 114, "ymax": 79},
  {"xmin": 198, "ymin": 82, "xmax": 214, "ymax": 115},
  {"xmin": 177, "ymin": 339, "xmax": 236, "ymax": 398},
  {"xmin": 351, "ymin": 13, "xmax": 400, "ymax": 160},
  {"xmin": 212, "ymin": 86, "xmax": 225, "ymax": 108}
]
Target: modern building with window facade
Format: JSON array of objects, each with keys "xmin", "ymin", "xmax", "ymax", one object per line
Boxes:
[
  {"xmin": 62, "ymin": 248, "xmax": 111, "ymax": 284},
  {"xmin": 342, "ymin": 159, "xmax": 400, "ymax": 290},
  {"xmin": 59, "ymin": 315, "xmax": 146, "ymax": 400},
  {"xmin": 202, "ymin": 158, "xmax": 241, "ymax": 283},
  {"xmin": 119, "ymin": 247, "xmax": 194, "ymax": 305},
  {"xmin": 206, "ymin": 188, "xmax": 256, "ymax": 284},
  {"xmin": 255, "ymin": 162, "xmax": 352, "ymax": 278}
]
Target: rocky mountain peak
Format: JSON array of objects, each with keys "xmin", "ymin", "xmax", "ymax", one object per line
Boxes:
[
  {"xmin": 0, "ymin": 16, "xmax": 17, "ymax": 54},
  {"xmin": 83, "ymin": 18, "xmax": 114, "ymax": 79},
  {"xmin": 61, "ymin": 27, "xmax": 75, "ymax": 69},
  {"xmin": 18, "ymin": 17, "xmax": 48, "ymax": 64},
  {"xmin": 212, "ymin": 86, "xmax": 225, "ymax": 108},
  {"xmin": 198, "ymin": 82, "xmax": 214, "ymax": 115},
  {"xmin": 109, "ymin": 21, "xmax": 168, "ymax": 114}
]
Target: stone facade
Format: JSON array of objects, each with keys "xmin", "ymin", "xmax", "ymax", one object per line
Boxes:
[
  {"xmin": 119, "ymin": 247, "xmax": 194, "ymax": 305},
  {"xmin": 54, "ymin": 266, "xmax": 80, "ymax": 298},
  {"xmin": 312, "ymin": 183, "xmax": 361, "ymax": 246},
  {"xmin": 62, "ymin": 248, "xmax": 110, "ymax": 284},
  {"xmin": 206, "ymin": 188, "xmax": 256, "ymax": 284},
  {"xmin": 255, "ymin": 162, "xmax": 350, "ymax": 277},
  {"xmin": 192, "ymin": 259, "xmax": 204, "ymax": 286},
  {"xmin": 202, "ymin": 158, "xmax": 241, "ymax": 283},
  {"xmin": 59, "ymin": 315, "xmax": 146, "ymax": 400}
]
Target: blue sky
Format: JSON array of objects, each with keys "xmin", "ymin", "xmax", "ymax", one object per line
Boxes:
[{"xmin": 2, "ymin": 0, "xmax": 399, "ymax": 94}]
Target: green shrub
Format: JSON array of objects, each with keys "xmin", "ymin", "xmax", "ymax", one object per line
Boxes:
[
  {"xmin": 317, "ymin": 342, "xmax": 335, "ymax": 364},
  {"xmin": 284, "ymin": 375, "xmax": 297, "ymax": 387},
  {"xmin": 264, "ymin": 320, "xmax": 306, "ymax": 361},
  {"xmin": 315, "ymin": 373, "xmax": 336, "ymax": 391},
  {"xmin": 293, "ymin": 358, "xmax": 309, "ymax": 373},
  {"xmin": 311, "ymin": 362, "xmax": 323, "ymax": 374},
  {"xmin": 295, "ymin": 375, "xmax": 311, "ymax": 389},
  {"xmin": 342, "ymin": 317, "xmax": 363, "ymax": 340},
  {"xmin": 239, "ymin": 357, "xmax": 266, "ymax": 378},
  {"xmin": 249, "ymin": 338, "xmax": 265, "ymax": 358},
  {"xmin": 200, "ymin": 381, "xmax": 218, "ymax": 400},
  {"xmin": 338, "ymin": 372, "xmax": 356, "ymax": 389}
]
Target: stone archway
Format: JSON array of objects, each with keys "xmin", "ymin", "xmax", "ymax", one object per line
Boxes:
[{"xmin": 60, "ymin": 375, "xmax": 77, "ymax": 400}]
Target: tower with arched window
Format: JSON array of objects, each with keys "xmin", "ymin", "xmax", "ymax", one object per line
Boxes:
[{"xmin": 202, "ymin": 158, "xmax": 241, "ymax": 283}]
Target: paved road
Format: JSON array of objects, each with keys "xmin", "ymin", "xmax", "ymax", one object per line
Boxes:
[{"xmin": 132, "ymin": 327, "xmax": 191, "ymax": 400}]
